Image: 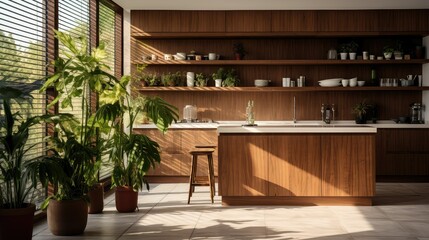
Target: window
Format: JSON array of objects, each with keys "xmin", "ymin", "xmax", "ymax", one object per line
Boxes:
[{"xmin": 0, "ymin": 0, "xmax": 48, "ymax": 207}]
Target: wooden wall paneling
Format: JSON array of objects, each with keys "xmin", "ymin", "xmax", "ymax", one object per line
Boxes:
[
  {"xmin": 317, "ymin": 10, "xmax": 379, "ymax": 32},
  {"xmin": 225, "ymin": 11, "xmax": 271, "ymax": 32},
  {"xmin": 271, "ymin": 11, "xmax": 316, "ymax": 32},
  {"xmin": 268, "ymin": 134, "xmax": 322, "ymax": 196},
  {"xmin": 376, "ymin": 129, "xmax": 429, "ymax": 176},
  {"xmin": 321, "ymin": 134, "xmax": 375, "ymax": 196},
  {"xmin": 378, "ymin": 10, "xmax": 429, "ymax": 32},
  {"xmin": 218, "ymin": 134, "xmax": 269, "ymax": 196},
  {"xmin": 179, "ymin": 11, "xmax": 226, "ymax": 32},
  {"xmin": 131, "ymin": 11, "xmax": 182, "ymax": 34}
]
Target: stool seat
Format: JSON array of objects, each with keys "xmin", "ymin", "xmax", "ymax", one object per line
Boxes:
[
  {"xmin": 195, "ymin": 144, "xmax": 217, "ymax": 149},
  {"xmin": 188, "ymin": 148, "xmax": 216, "ymax": 204}
]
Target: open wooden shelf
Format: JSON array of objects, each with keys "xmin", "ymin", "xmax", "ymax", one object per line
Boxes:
[
  {"xmin": 132, "ymin": 31, "xmax": 429, "ymax": 39},
  {"xmin": 137, "ymin": 86, "xmax": 429, "ymax": 92},
  {"xmin": 133, "ymin": 59, "xmax": 429, "ymax": 66}
]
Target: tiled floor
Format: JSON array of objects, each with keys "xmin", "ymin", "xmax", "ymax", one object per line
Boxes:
[{"xmin": 33, "ymin": 183, "xmax": 429, "ymax": 240}]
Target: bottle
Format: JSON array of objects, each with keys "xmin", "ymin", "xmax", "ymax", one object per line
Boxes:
[
  {"xmin": 370, "ymin": 69, "xmax": 377, "ymax": 86},
  {"xmin": 246, "ymin": 100, "xmax": 255, "ymax": 125},
  {"xmin": 324, "ymin": 104, "xmax": 331, "ymax": 124}
]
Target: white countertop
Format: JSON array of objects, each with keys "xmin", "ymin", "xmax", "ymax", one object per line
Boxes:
[
  {"xmin": 134, "ymin": 120, "xmax": 429, "ymax": 130},
  {"xmin": 217, "ymin": 125, "xmax": 377, "ymax": 133}
]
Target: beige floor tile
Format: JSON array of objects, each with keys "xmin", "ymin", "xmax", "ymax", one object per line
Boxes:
[
  {"xmin": 399, "ymin": 221, "xmax": 429, "ymax": 237},
  {"xmin": 353, "ymin": 237, "xmax": 419, "ymax": 240},
  {"xmin": 340, "ymin": 219, "xmax": 412, "ymax": 237}
]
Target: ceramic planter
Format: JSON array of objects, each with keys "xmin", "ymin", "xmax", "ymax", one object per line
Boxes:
[
  {"xmin": 349, "ymin": 52, "xmax": 357, "ymax": 60},
  {"xmin": 115, "ymin": 186, "xmax": 138, "ymax": 213},
  {"xmin": 339, "ymin": 52, "xmax": 348, "ymax": 60},
  {"xmin": 0, "ymin": 203, "xmax": 35, "ymax": 240},
  {"xmin": 88, "ymin": 183, "xmax": 104, "ymax": 214},
  {"xmin": 47, "ymin": 199, "xmax": 88, "ymax": 236}
]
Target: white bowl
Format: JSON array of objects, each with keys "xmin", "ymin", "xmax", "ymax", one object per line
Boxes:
[
  {"xmin": 254, "ymin": 79, "xmax": 270, "ymax": 87},
  {"xmin": 357, "ymin": 81, "xmax": 365, "ymax": 86},
  {"xmin": 319, "ymin": 78, "xmax": 342, "ymax": 84}
]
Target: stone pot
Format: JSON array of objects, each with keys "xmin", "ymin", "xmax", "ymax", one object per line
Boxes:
[
  {"xmin": 115, "ymin": 186, "xmax": 138, "ymax": 213},
  {"xmin": 47, "ymin": 198, "xmax": 88, "ymax": 236},
  {"xmin": 0, "ymin": 203, "xmax": 35, "ymax": 240}
]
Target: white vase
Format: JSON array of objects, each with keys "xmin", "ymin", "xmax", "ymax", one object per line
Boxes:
[
  {"xmin": 215, "ymin": 79, "xmax": 222, "ymax": 87},
  {"xmin": 186, "ymin": 72, "xmax": 195, "ymax": 87},
  {"xmin": 349, "ymin": 52, "xmax": 357, "ymax": 60},
  {"xmin": 340, "ymin": 52, "xmax": 348, "ymax": 60}
]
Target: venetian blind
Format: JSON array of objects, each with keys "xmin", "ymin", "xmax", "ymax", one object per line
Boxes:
[{"xmin": 0, "ymin": 0, "xmax": 48, "ymax": 208}]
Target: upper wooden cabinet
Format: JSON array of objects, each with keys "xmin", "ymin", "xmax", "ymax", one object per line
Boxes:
[
  {"xmin": 131, "ymin": 10, "xmax": 225, "ymax": 34},
  {"xmin": 271, "ymin": 11, "xmax": 316, "ymax": 32},
  {"xmin": 377, "ymin": 10, "xmax": 429, "ymax": 32},
  {"xmin": 225, "ymin": 11, "xmax": 271, "ymax": 32},
  {"xmin": 316, "ymin": 10, "xmax": 379, "ymax": 32}
]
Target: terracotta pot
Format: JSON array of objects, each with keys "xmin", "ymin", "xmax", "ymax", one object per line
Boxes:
[
  {"xmin": 0, "ymin": 203, "xmax": 35, "ymax": 240},
  {"xmin": 234, "ymin": 53, "xmax": 244, "ymax": 60},
  {"xmin": 88, "ymin": 183, "xmax": 104, "ymax": 214},
  {"xmin": 47, "ymin": 198, "xmax": 88, "ymax": 236},
  {"xmin": 115, "ymin": 186, "xmax": 138, "ymax": 213}
]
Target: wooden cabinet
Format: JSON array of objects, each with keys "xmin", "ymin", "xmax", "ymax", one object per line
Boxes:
[
  {"xmin": 218, "ymin": 133, "xmax": 375, "ymax": 199},
  {"xmin": 321, "ymin": 134, "xmax": 375, "ymax": 197},
  {"xmin": 376, "ymin": 128, "xmax": 429, "ymax": 176},
  {"xmin": 268, "ymin": 135, "xmax": 321, "ymax": 196},
  {"xmin": 316, "ymin": 10, "xmax": 379, "ymax": 32},
  {"xmin": 271, "ymin": 11, "xmax": 316, "ymax": 32},
  {"xmin": 135, "ymin": 129, "xmax": 218, "ymax": 177},
  {"xmin": 225, "ymin": 11, "xmax": 271, "ymax": 32},
  {"xmin": 218, "ymin": 134, "xmax": 269, "ymax": 196}
]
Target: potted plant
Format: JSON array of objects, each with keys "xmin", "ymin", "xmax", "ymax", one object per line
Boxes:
[
  {"xmin": 101, "ymin": 76, "xmax": 178, "ymax": 213},
  {"xmin": 222, "ymin": 69, "xmax": 240, "ymax": 87},
  {"xmin": 348, "ymin": 41, "xmax": 359, "ymax": 60},
  {"xmin": 161, "ymin": 72, "xmax": 176, "ymax": 86},
  {"xmin": 212, "ymin": 68, "xmax": 227, "ymax": 87},
  {"xmin": 338, "ymin": 43, "xmax": 349, "ymax": 60},
  {"xmin": 352, "ymin": 100, "xmax": 372, "ymax": 124},
  {"xmin": 39, "ymin": 30, "xmax": 118, "ymax": 235},
  {"xmin": 195, "ymin": 73, "xmax": 208, "ymax": 87},
  {"xmin": 233, "ymin": 42, "xmax": 248, "ymax": 60},
  {"xmin": 394, "ymin": 40, "xmax": 403, "ymax": 60},
  {"xmin": 0, "ymin": 78, "xmax": 67, "ymax": 240},
  {"xmin": 383, "ymin": 45, "xmax": 394, "ymax": 60}
]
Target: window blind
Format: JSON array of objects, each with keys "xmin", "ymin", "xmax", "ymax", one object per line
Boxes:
[{"xmin": 0, "ymin": 0, "xmax": 48, "ymax": 208}]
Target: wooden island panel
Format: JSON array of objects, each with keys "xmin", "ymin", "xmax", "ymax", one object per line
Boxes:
[
  {"xmin": 268, "ymin": 135, "xmax": 322, "ymax": 196},
  {"xmin": 321, "ymin": 134, "xmax": 376, "ymax": 197},
  {"xmin": 218, "ymin": 134, "xmax": 269, "ymax": 196}
]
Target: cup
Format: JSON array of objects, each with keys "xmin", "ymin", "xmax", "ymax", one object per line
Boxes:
[
  {"xmin": 208, "ymin": 53, "xmax": 217, "ymax": 60},
  {"xmin": 370, "ymin": 55, "xmax": 375, "ymax": 60},
  {"xmin": 392, "ymin": 78, "xmax": 399, "ymax": 87},
  {"xmin": 186, "ymin": 72, "xmax": 195, "ymax": 87},
  {"xmin": 363, "ymin": 51, "xmax": 369, "ymax": 60},
  {"xmin": 195, "ymin": 55, "xmax": 202, "ymax": 61},
  {"xmin": 380, "ymin": 78, "xmax": 386, "ymax": 87},
  {"xmin": 290, "ymin": 81, "xmax": 296, "ymax": 87},
  {"xmin": 282, "ymin": 77, "xmax": 291, "ymax": 87},
  {"xmin": 215, "ymin": 79, "xmax": 222, "ymax": 87},
  {"xmin": 151, "ymin": 54, "xmax": 157, "ymax": 61},
  {"xmin": 341, "ymin": 79, "xmax": 349, "ymax": 87},
  {"xmin": 386, "ymin": 78, "xmax": 392, "ymax": 87},
  {"xmin": 164, "ymin": 54, "xmax": 173, "ymax": 60},
  {"xmin": 349, "ymin": 78, "xmax": 357, "ymax": 87}
]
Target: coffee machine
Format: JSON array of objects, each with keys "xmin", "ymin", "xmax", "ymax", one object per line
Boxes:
[{"xmin": 410, "ymin": 103, "xmax": 424, "ymax": 124}]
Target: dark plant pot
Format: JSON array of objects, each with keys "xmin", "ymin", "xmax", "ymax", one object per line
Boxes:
[
  {"xmin": 0, "ymin": 203, "xmax": 35, "ymax": 240},
  {"xmin": 234, "ymin": 53, "xmax": 244, "ymax": 60},
  {"xmin": 355, "ymin": 115, "xmax": 367, "ymax": 124},
  {"xmin": 88, "ymin": 183, "xmax": 104, "ymax": 214},
  {"xmin": 47, "ymin": 199, "xmax": 88, "ymax": 236},
  {"xmin": 115, "ymin": 186, "xmax": 138, "ymax": 213}
]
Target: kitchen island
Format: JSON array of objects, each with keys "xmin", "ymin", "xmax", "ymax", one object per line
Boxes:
[{"xmin": 217, "ymin": 125, "xmax": 377, "ymax": 206}]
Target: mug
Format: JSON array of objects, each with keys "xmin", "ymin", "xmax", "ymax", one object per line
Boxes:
[
  {"xmin": 208, "ymin": 53, "xmax": 217, "ymax": 60},
  {"xmin": 164, "ymin": 54, "xmax": 173, "ymax": 60},
  {"xmin": 341, "ymin": 79, "xmax": 349, "ymax": 87}
]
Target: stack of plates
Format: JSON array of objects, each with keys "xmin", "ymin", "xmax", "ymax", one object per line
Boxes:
[{"xmin": 318, "ymin": 78, "xmax": 342, "ymax": 87}]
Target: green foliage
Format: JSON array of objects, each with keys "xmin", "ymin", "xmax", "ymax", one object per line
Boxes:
[
  {"xmin": 233, "ymin": 42, "xmax": 247, "ymax": 57},
  {"xmin": 352, "ymin": 99, "xmax": 372, "ymax": 118},
  {"xmin": 0, "ymin": 78, "xmax": 67, "ymax": 209},
  {"xmin": 102, "ymin": 76, "xmax": 179, "ymax": 191},
  {"xmin": 195, "ymin": 73, "xmax": 208, "ymax": 87},
  {"xmin": 212, "ymin": 68, "xmax": 227, "ymax": 80},
  {"xmin": 39, "ymin": 30, "xmax": 119, "ymax": 204},
  {"xmin": 222, "ymin": 69, "xmax": 240, "ymax": 87}
]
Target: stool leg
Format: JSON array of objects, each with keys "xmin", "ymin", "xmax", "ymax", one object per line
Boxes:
[
  {"xmin": 192, "ymin": 157, "xmax": 198, "ymax": 193},
  {"xmin": 209, "ymin": 153, "xmax": 215, "ymax": 197},
  {"xmin": 188, "ymin": 155, "xmax": 196, "ymax": 204},
  {"xmin": 207, "ymin": 153, "xmax": 214, "ymax": 204}
]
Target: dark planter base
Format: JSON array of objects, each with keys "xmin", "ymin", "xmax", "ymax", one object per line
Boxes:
[
  {"xmin": 115, "ymin": 186, "xmax": 138, "ymax": 213},
  {"xmin": 0, "ymin": 203, "xmax": 35, "ymax": 240},
  {"xmin": 47, "ymin": 199, "xmax": 88, "ymax": 236},
  {"xmin": 88, "ymin": 183, "xmax": 104, "ymax": 214}
]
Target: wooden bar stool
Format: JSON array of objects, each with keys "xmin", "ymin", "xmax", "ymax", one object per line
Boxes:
[{"xmin": 188, "ymin": 148, "xmax": 215, "ymax": 204}]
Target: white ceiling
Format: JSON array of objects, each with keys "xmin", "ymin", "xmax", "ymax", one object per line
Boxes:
[{"xmin": 113, "ymin": 0, "xmax": 429, "ymax": 11}]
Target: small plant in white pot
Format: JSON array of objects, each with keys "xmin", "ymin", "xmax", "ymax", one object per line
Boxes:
[
  {"xmin": 338, "ymin": 43, "xmax": 349, "ymax": 60},
  {"xmin": 393, "ymin": 41, "xmax": 403, "ymax": 60},
  {"xmin": 348, "ymin": 41, "xmax": 359, "ymax": 60},
  {"xmin": 383, "ymin": 46, "xmax": 394, "ymax": 60}
]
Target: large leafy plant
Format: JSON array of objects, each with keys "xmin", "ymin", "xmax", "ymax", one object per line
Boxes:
[
  {"xmin": 0, "ymin": 78, "xmax": 66, "ymax": 209},
  {"xmin": 39, "ymin": 30, "xmax": 118, "ymax": 204},
  {"xmin": 100, "ymin": 76, "xmax": 179, "ymax": 191}
]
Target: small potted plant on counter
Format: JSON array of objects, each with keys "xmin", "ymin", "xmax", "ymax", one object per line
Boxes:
[
  {"xmin": 222, "ymin": 68, "xmax": 240, "ymax": 87},
  {"xmin": 394, "ymin": 40, "xmax": 403, "ymax": 60},
  {"xmin": 348, "ymin": 41, "xmax": 359, "ymax": 60},
  {"xmin": 352, "ymin": 99, "xmax": 372, "ymax": 124},
  {"xmin": 161, "ymin": 72, "xmax": 176, "ymax": 87},
  {"xmin": 195, "ymin": 73, "xmax": 208, "ymax": 87},
  {"xmin": 212, "ymin": 68, "xmax": 227, "ymax": 87},
  {"xmin": 233, "ymin": 42, "xmax": 248, "ymax": 60}
]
